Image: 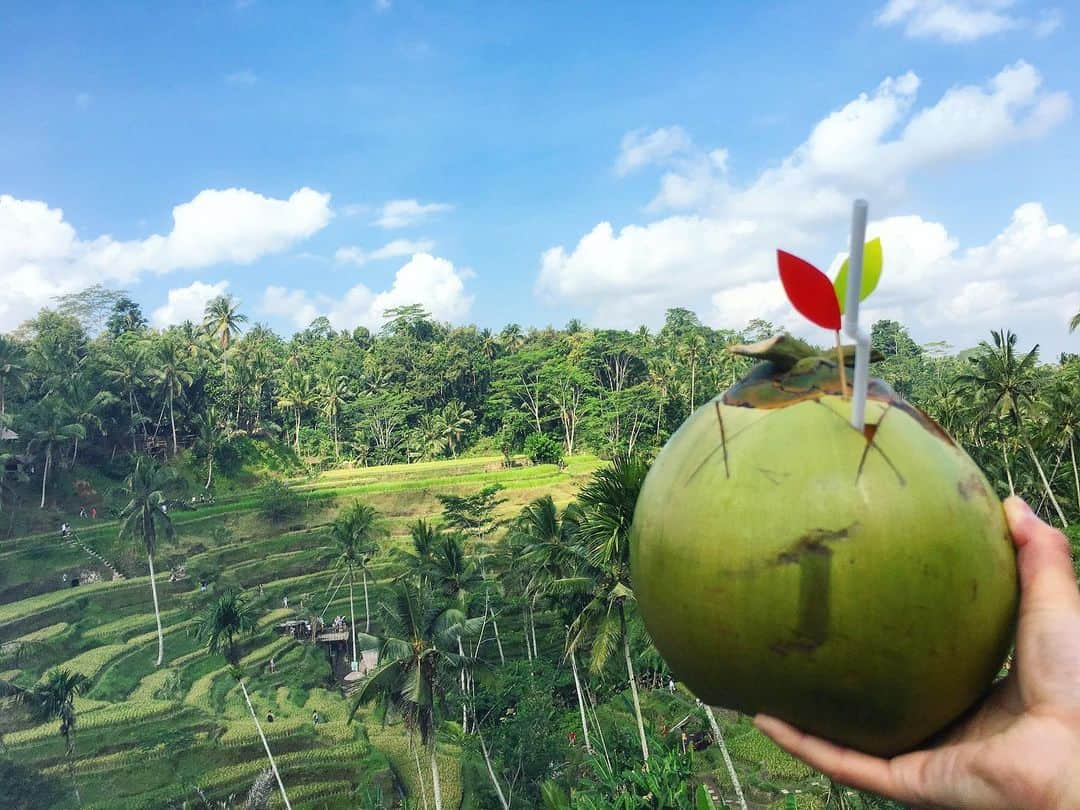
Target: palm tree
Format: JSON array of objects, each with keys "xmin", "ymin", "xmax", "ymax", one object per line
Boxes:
[
  {"xmin": 6, "ymin": 668, "xmax": 90, "ymax": 805},
  {"xmin": 194, "ymin": 588, "xmax": 257, "ymax": 666},
  {"xmin": 430, "ymin": 531, "xmax": 484, "ymax": 728},
  {"xmin": 195, "ymin": 591, "xmax": 290, "ymax": 809},
  {"xmin": 191, "ymin": 407, "xmax": 232, "ymax": 489},
  {"xmin": 203, "ymin": 295, "xmax": 248, "ymax": 375},
  {"xmin": 276, "ymin": 371, "xmax": 315, "ymax": 452},
  {"xmin": 566, "ymin": 454, "xmax": 652, "ymax": 763},
  {"xmin": 1070, "ymin": 311, "xmax": 1079, "ymax": 333},
  {"xmin": 320, "ymin": 375, "xmax": 352, "ymax": 458},
  {"xmin": 153, "ymin": 340, "xmax": 194, "ymax": 456},
  {"xmin": 119, "ymin": 460, "xmax": 177, "ymax": 666},
  {"xmin": 329, "ymin": 501, "xmax": 387, "ymax": 670},
  {"xmin": 349, "ymin": 585, "xmax": 478, "ymax": 810},
  {"xmin": 29, "ymin": 405, "xmax": 85, "ymax": 509},
  {"xmin": 679, "ymin": 331, "xmax": 707, "ymax": 416},
  {"xmin": 0, "ymin": 334, "xmax": 24, "ymax": 416},
  {"xmin": 440, "ymin": 401, "xmax": 474, "ymax": 458},
  {"xmin": 417, "ymin": 413, "xmax": 449, "ymax": 460},
  {"xmin": 960, "ymin": 330, "xmax": 1068, "ymax": 526},
  {"xmin": 61, "ymin": 375, "xmax": 117, "ymax": 467},
  {"xmin": 104, "ymin": 336, "xmax": 151, "ymax": 450},
  {"xmin": 397, "ymin": 520, "xmax": 442, "ymax": 587},
  {"xmin": 517, "ymin": 496, "xmax": 593, "ymax": 752}
]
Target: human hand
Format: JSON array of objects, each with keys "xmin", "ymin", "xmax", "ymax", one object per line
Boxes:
[{"xmin": 754, "ymin": 497, "xmax": 1080, "ymax": 809}]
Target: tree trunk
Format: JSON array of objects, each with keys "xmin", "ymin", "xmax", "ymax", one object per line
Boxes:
[
  {"xmin": 40, "ymin": 445, "xmax": 51, "ymax": 509},
  {"xmin": 239, "ymin": 679, "xmax": 292, "ymax": 810},
  {"xmin": 362, "ymin": 569, "xmax": 371, "ymax": 633},
  {"xmin": 704, "ymin": 705, "xmax": 747, "ymax": 810},
  {"xmin": 1001, "ymin": 442, "xmax": 1015, "ymax": 496},
  {"xmin": 490, "ymin": 607, "xmax": 505, "ymax": 665},
  {"xmin": 169, "ymin": 390, "xmax": 178, "ymax": 457},
  {"xmin": 529, "ymin": 598, "xmax": 539, "ymax": 660},
  {"xmin": 457, "ymin": 635, "xmax": 468, "ymax": 729},
  {"xmin": 522, "ymin": 604, "xmax": 532, "ymax": 660},
  {"xmin": 205, "ymin": 454, "xmax": 213, "ymax": 489},
  {"xmin": 295, "ymin": 410, "xmax": 301, "ymax": 452},
  {"xmin": 430, "ymin": 745, "xmax": 444, "ymax": 810},
  {"xmin": 147, "ymin": 552, "xmax": 165, "ymax": 666},
  {"xmin": 569, "ymin": 642, "xmax": 592, "ymax": 753},
  {"xmin": 349, "ymin": 564, "xmax": 357, "ymax": 667},
  {"xmin": 1024, "ymin": 441, "xmax": 1069, "ymax": 526},
  {"xmin": 72, "ymin": 434, "xmax": 79, "ymax": 467},
  {"xmin": 413, "ymin": 739, "xmax": 431, "ymax": 810},
  {"xmin": 620, "ymin": 605, "xmax": 650, "ymax": 763},
  {"xmin": 478, "ymin": 732, "xmax": 510, "ymax": 810},
  {"xmin": 1071, "ymin": 437, "xmax": 1079, "ymax": 514}
]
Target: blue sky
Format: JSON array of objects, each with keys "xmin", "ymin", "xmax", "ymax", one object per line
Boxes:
[{"xmin": 1, "ymin": 0, "xmax": 1077, "ymax": 354}]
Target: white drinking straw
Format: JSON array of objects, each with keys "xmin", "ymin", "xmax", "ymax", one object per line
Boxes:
[{"xmin": 844, "ymin": 199, "xmax": 870, "ymax": 431}]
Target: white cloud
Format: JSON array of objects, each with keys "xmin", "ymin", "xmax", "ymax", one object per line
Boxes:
[
  {"xmin": 875, "ymin": 0, "xmax": 1062, "ymax": 42},
  {"xmin": 374, "ymin": 199, "xmax": 453, "ymax": 229},
  {"xmin": 538, "ymin": 62, "xmax": 1078, "ymax": 354},
  {"xmin": 152, "ymin": 281, "xmax": 230, "ymax": 327},
  {"xmin": 614, "ymin": 126, "xmax": 693, "ymax": 176},
  {"xmin": 334, "ymin": 238, "xmax": 436, "ymax": 266},
  {"xmin": 261, "ymin": 253, "xmax": 474, "ymax": 331},
  {"xmin": 0, "ymin": 187, "xmax": 332, "ymax": 331},
  {"xmin": 226, "ymin": 70, "xmax": 258, "ymax": 86}
]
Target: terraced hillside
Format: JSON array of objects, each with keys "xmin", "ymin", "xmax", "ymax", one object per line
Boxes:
[{"xmin": 0, "ymin": 455, "xmax": 604, "ymax": 809}]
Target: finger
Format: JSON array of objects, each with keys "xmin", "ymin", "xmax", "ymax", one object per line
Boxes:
[
  {"xmin": 1004, "ymin": 497, "xmax": 1079, "ymax": 615},
  {"xmin": 753, "ymin": 714, "xmax": 914, "ymax": 802}
]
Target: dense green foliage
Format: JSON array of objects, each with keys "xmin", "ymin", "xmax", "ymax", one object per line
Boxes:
[{"xmin": 0, "ymin": 290, "xmax": 1077, "ymax": 807}]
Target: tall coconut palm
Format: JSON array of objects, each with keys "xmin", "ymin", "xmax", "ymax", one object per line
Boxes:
[
  {"xmin": 29, "ymin": 406, "xmax": 85, "ymax": 509},
  {"xmin": 517, "ymin": 496, "xmax": 593, "ymax": 752},
  {"xmin": 430, "ymin": 532, "xmax": 484, "ymax": 728},
  {"xmin": 203, "ymin": 295, "xmax": 248, "ymax": 376},
  {"xmin": 440, "ymin": 401, "xmax": 474, "ymax": 458},
  {"xmin": 1070, "ymin": 310, "xmax": 1080, "ymax": 333},
  {"xmin": 320, "ymin": 375, "xmax": 352, "ymax": 458},
  {"xmin": 329, "ymin": 501, "xmax": 387, "ymax": 669},
  {"xmin": 195, "ymin": 590, "xmax": 290, "ymax": 809},
  {"xmin": 61, "ymin": 375, "xmax": 117, "ymax": 467},
  {"xmin": 191, "ymin": 407, "xmax": 233, "ymax": 489},
  {"xmin": 275, "ymin": 371, "xmax": 315, "ymax": 452},
  {"xmin": 960, "ymin": 330, "xmax": 1068, "ymax": 526},
  {"xmin": 104, "ymin": 336, "xmax": 151, "ymax": 450},
  {"xmin": 348, "ymin": 585, "xmax": 478, "ymax": 810},
  {"xmin": 194, "ymin": 588, "xmax": 258, "ymax": 666},
  {"xmin": 119, "ymin": 460, "xmax": 177, "ymax": 666},
  {"xmin": 397, "ymin": 519, "xmax": 442, "ymax": 587},
  {"xmin": 0, "ymin": 334, "xmax": 24, "ymax": 416},
  {"xmin": 566, "ymin": 454, "xmax": 652, "ymax": 763},
  {"xmin": 153, "ymin": 340, "xmax": 194, "ymax": 456}
]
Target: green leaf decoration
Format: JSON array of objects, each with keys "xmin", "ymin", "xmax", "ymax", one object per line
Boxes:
[{"xmin": 834, "ymin": 237, "xmax": 883, "ymax": 313}]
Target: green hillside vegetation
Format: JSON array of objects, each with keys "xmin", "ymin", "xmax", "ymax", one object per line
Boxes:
[{"xmin": 0, "ymin": 295, "xmax": 1076, "ymax": 808}]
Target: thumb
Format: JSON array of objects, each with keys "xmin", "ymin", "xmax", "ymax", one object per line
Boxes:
[{"xmin": 1004, "ymin": 497, "xmax": 1079, "ymax": 617}]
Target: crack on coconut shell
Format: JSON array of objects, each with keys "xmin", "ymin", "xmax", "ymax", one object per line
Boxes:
[
  {"xmin": 713, "ymin": 402, "xmax": 730, "ymax": 479},
  {"xmin": 807, "ymin": 400, "xmax": 907, "ymax": 487}
]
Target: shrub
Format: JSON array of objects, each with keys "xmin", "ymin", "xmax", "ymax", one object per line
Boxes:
[
  {"xmin": 523, "ymin": 433, "xmax": 564, "ymax": 465},
  {"xmin": 257, "ymin": 480, "xmax": 303, "ymax": 525}
]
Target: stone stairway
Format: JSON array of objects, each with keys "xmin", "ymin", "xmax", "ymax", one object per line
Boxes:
[{"xmin": 67, "ymin": 531, "xmax": 126, "ymax": 580}]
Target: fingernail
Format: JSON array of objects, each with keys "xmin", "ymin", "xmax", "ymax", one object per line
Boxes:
[{"xmin": 1004, "ymin": 497, "xmax": 1033, "ymax": 524}]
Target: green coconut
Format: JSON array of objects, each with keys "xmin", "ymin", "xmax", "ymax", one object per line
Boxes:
[{"xmin": 630, "ymin": 334, "xmax": 1018, "ymax": 757}]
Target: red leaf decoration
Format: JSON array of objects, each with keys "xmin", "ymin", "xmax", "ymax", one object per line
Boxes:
[{"xmin": 777, "ymin": 250, "xmax": 841, "ymax": 331}]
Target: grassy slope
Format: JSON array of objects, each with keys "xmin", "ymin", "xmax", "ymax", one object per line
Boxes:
[
  {"xmin": 0, "ymin": 454, "xmax": 603, "ymax": 809},
  {"xmin": 1, "ymin": 451, "xmax": 832, "ymax": 809}
]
